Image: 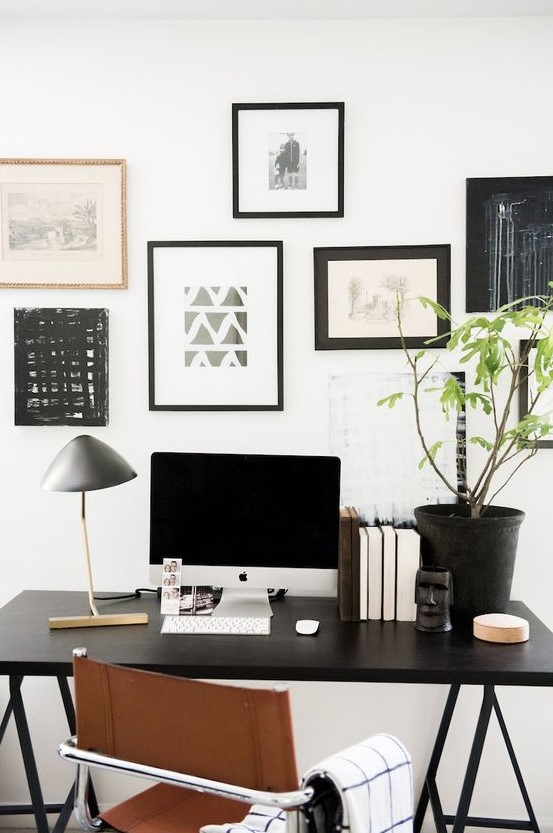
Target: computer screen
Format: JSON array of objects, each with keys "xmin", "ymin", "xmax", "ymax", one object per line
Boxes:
[{"xmin": 149, "ymin": 452, "xmax": 341, "ymax": 616}]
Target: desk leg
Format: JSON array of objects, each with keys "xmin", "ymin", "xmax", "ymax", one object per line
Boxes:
[
  {"xmin": 57, "ymin": 675, "xmax": 76, "ymax": 733},
  {"xmin": 4, "ymin": 674, "xmax": 97, "ymax": 833},
  {"xmin": 450, "ymin": 683, "xmax": 495, "ymax": 833},
  {"xmin": 491, "ymin": 691, "xmax": 540, "ymax": 833},
  {"xmin": 0, "ymin": 694, "xmax": 14, "ymax": 743},
  {"xmin": 53, "ymin": 675, "xmax": 99, "ymax": 831},
  {"xmin": 416, "ymin": 683, "xmax": 541, "ymax": 833},
  {"xmin": 414, "ymin": 683, "xmax": 460, "ymax": 833},
  {"xmin": 449, "ymin": 685, "xmax": 540, "ymax": 833},
  {"xmin": 9, "ymin": 674, "xmax": 52, "ymax": 833}
]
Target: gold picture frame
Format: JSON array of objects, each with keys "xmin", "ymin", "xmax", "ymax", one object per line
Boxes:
[{"xmin": 0, "ymin": 158, "xmax": 127, "ymax": 289}]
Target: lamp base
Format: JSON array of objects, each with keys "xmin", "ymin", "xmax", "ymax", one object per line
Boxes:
[{"xmin": 49, "ymin": 612, "xmax": 149, "ymax": 629}]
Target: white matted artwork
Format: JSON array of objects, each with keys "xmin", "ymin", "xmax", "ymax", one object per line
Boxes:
[
  {"xmin": 148, "ymin": 241, "xmax": 283, "ymax": 411},
  {"xmin": 329, "ymin": 372, "xmax": 464, "ymax": 525},
  {"xmin": 314, "ymin": 244, "xmax": 450, "ymax": 350},
  {"xmin": 232, "ymin": 102, "xmax": 344, "ymax": 218},
  {"xmin": 0, "ymin": 158, "xmax": 126, "ymax": 288}
]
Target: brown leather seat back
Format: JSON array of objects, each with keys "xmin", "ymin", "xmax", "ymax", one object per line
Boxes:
[{"xmin": 73, "ymin": 654, "xmax": 298, "ymax": 793}]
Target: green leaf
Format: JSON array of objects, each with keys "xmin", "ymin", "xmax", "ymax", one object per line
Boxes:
[
  {"xmin": 468, "ymin": 436, "xmax": 494, "ymax": 451},
  {"xmin": 532, "ymin": 338, "xmax": 553, "ymax": 392},
  {"xmin": 438, "ymin": 376, "xmax": 465, "ymax": 417},
  {"xmin": 377, "ymin": 392, "xmax": 404, "ymax": 408},
  {"xmin": 465, "ymin": 392, "xmax": 492, "ymax": 415},
  {"xmin": 419, "ymin": 296, "xmax": 451, "ymax": 320},
  {"xmin": 512, "ymin": 413, "xmax": 553, "ymax": 442},
  {"xmin": 446, "ymin": 329, "xmax": 464, "ymax": 351},
  {"xmin": 418, "ymin": 441, "xmax": 443, "ymax": 469}
]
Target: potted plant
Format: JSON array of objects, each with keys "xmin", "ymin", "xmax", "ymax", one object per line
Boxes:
[{"xmin": 378, "ymin": 291, "xmax": 553, "ymax": 621}]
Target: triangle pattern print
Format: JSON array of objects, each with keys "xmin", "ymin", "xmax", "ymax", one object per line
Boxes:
[{"xmin": 183, "ymin": 286, "xmax": 248, "ymax": 367}]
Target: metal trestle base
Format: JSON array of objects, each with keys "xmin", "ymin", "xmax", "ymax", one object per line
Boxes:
[
  {"xmin": 0, "ymin": 674, "xmax": 98, "ymax": 833},
  {"xmin": 415, "ymin": 683, "xmax": 540, "ymax": 833}
]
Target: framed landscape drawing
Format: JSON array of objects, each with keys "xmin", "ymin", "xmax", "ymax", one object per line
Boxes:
[
  {"xmin": 466, "ymin": 176, "xmax": 553, "ymax": 312},
  {"xmin": 314, "ymin": 244, "xmax": 451, "ymax": 350},
  {"xmin": 148, "ymin": 240, "xmax": 283, "ymax": 411},
  {"xmin": 232, "ymin": 102, "xmax": 344, "ymax": 218},
  {"xmin": 518, "ymin": 339, "xmax": 553, "ymax": 448},
  {"xmin": 0, "ymin": 158, "xmax": 126, "ymax": 288}
]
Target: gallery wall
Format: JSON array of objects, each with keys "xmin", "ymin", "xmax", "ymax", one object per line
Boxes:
[{"xmin": 0, "ymin": 14, "xmax": 552, "ymax": 830}]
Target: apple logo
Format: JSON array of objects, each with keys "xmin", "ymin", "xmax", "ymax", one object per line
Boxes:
[{"xmin": 239, "ymin": 571, "xmax": 248, "ymax": 582}]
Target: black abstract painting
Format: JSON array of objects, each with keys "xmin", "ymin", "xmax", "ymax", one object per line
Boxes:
[
  {"xmin": 466, "ymin": 176, "xmax": 553, "ymax": 312},
  {"xmin": 14, "ymin": 307, "xmax": 108, "ymax": 426}
]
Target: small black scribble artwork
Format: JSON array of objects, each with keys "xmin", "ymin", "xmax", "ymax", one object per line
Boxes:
[
  {"xmin": 14, "ymin": 307, "xmax": 108, "ymax": 426},
  {"xmin": 466, "ymin": 176, "xmax": 553, "ymax": 312}
]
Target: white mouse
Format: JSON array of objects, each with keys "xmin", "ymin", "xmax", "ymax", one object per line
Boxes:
[{"xmin": 295, "ymin": 618, "xmax": 320, "ymax": 635}]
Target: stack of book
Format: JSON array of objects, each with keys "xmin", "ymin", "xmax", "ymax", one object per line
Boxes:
[{"xmin": 338, "ymin": 506, "xmax": 421, "ymax": 622}]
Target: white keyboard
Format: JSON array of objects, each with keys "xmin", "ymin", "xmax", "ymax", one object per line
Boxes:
[{"xmin": 161, "ymin": 615, "xmax": 271, "ymax": 635}]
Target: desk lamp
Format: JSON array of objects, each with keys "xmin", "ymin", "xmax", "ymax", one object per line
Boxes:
[{"xmin": 41, "ymin": 434, "xmax": 148, "ymax": 629}]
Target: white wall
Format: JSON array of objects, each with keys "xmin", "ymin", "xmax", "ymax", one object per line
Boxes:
[{"xmin": 0, "ymin": 14, "xmax": 552, "ymax": 830}]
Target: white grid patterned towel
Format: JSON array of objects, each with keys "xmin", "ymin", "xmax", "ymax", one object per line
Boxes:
[
  {"xmin": 200, "ymin": 805, "xmax": 286, "ymax": 833},
  {"xmin": 302, "ymin": 733, "xmax": 413, "ymax": 833},
  {"xmin": 199, "ymin": 734, "xmax": 412, "ymax": 833}
]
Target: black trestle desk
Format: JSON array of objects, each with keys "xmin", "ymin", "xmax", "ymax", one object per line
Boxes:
[{"xmin": 1, "ymin": 590, "xmax": 552, "ymax": 833}]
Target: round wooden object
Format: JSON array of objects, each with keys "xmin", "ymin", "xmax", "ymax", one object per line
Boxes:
[{"xmin": 473, "ymin": 613, "xmax": 529, "ymax": 643}]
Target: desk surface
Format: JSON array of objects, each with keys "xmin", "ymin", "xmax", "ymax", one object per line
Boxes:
[{"xmin": 1, "ymin": 590, "xmax": 553, "ymax": 685}]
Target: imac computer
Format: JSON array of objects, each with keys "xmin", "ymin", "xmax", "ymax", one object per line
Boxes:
[{"xmin": 149, "ymin": 451, "xmax": 341, "ymax": 618}]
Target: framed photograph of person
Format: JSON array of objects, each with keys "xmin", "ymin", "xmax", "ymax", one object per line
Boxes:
[
  {"xmin": 518, "ymin": 339, "xmax": 553, "ymax": 448},
  {"xmin": 466, "ymin": 176, "xmax": 553, "ymax": 312},
  {"xmin": 314, "ymin": 244, "xmax": 451, "ymax": 350},
  {"xmin": 232, "ymin": 102, "xmax": 344, "ymax": 218},
  {"xmin": 148, "ymin": 240, "xmax": 283, "ymax": 410},
  {"xmin": 0, "ymin": 158, "xmax": 127, "ymax": 288}
]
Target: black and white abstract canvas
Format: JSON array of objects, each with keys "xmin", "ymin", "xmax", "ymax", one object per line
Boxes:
[
  {"xmin": 329, "ymin": 372, "xmax": 465, "ymax": 526},
  {"xmin": 466, "ymin": 176, "xmax": 553, "ymax": 312},
  {"xmin": 14, "ymin": 307, "xmax": 108, "ymax": 426}
]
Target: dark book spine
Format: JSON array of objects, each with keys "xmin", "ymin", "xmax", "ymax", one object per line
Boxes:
[
  {"xmin": 338, "ymin": 506, "xmax": 353, "ymax": 621},
  {"xmin": 349, "ymin": 506, "xmax": 361, "ymax": 621}
]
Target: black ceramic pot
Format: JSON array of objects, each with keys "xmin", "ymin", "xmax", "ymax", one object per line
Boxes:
[{"xmin": 414, "ymin": 504, "xmax": 525, "ymax": 623}]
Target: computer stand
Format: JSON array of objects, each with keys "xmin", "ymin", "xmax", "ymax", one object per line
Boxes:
[{"xmin": 212, "ymin": 587, "xmax": 273, "ymax": 619}]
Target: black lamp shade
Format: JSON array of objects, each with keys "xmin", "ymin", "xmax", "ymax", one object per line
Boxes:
[{"xmin": 41, "ymin": 434, "xmax": 137, "ymax": 493}]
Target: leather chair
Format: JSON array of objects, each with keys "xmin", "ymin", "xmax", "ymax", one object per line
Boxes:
[{"xmin": 59, "ymin": 648, "xmax": 318, "ymax": 833}]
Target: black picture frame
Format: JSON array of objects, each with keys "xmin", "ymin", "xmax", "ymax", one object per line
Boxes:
[
  {"xmin": 518, "ymin": 339, "xmax": 553, "ymax": 448},
  {"xmin": 232, "ymin": 102, "xmax": 344, "ymax": 218},
  {"xmin": 148, "ymin": 240, "xmax": 283, "ymax": 411},
  {"xmin": 466, "ymin": 176, "xmax": 553, "ymax": 312},
  {"xmin": 314, "ymin": 244, "xmax": 451, "ymax": 350}
]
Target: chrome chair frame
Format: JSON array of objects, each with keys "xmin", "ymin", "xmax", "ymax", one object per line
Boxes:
[{"xmin": 58, "ymin": 737, "xmax": 314, "ymax": 833}]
